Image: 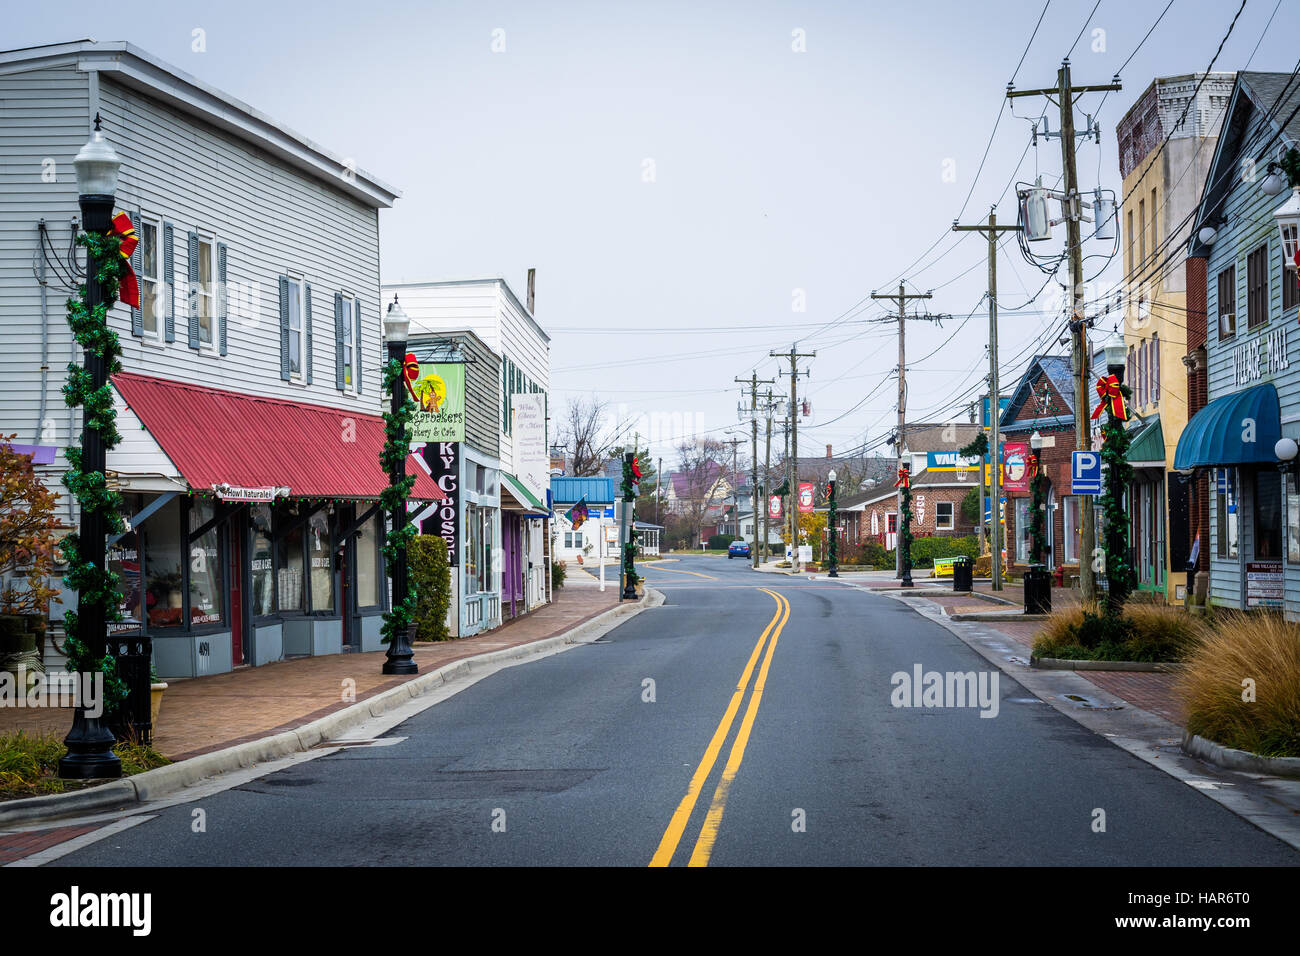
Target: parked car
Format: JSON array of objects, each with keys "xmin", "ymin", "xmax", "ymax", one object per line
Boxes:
[{"xmin": 728, "ymin": 541, "xmax": 751, "ymax": 559}]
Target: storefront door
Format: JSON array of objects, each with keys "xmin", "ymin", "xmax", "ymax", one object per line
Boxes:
[{"xmin": 229, "ymin": 528, "xmax": 244, "ymax": 665}]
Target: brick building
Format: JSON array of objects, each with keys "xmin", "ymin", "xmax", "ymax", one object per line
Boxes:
[
  {"xmin": 840, "ymin": 423, "xmax": 984, "ymax": 549},
  {"xmin": 1001, "ymin": 355, "xmax": 1101, "ymax": 573}
]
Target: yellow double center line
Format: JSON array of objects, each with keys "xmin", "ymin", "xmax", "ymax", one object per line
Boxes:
[{"xmin": 649, "ymin": 587, "xmax": 790, "ymax": 867}]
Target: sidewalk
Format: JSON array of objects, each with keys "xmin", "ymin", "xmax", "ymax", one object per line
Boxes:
[
  {"xmin": 0, "ymin": 581, "xmax": 619, "ymax": 762},
  {"xmin": 877, "ymin": 579, "xmax": 1184, "ymax": 727}
]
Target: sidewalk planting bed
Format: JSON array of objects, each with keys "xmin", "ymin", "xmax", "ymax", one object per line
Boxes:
[{"xmin": 0, "ymin": 731, "xmax": 169, "ymax": 800}]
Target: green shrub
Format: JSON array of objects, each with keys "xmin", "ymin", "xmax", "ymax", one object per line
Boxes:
[
  {"xmin": 409, "ymin": 535, "xmax": 452, "ymax": 642},
  {"xmin": 706, "ymin": 533, "xmax": 737, "ymax": 551},
  {"xmin": 908, "ymin": 535, "xmax": 979, "ymax": 569},
  {"xmin": 854, "ymin": 540, "xmax": 891, "ymax": 568},
  {"xmin": 1032, "ymin": 600, "xmax": 1206, "ymax": 663},
  {"xmin": 552, "ymin": 559, "xmax": 567, "ymax": 589}
]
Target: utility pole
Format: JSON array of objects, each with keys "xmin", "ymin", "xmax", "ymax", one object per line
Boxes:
[
  {"xmin": 737, "ymin": 373, "xmax": 775, "ymax": 568},
  {"xmin": 952, "ymin": 209, "xmax": 1022, "ymax": 591},
  {"xmin": 722, "ymin": 436, "xmax": 743, "ymax": 541},
  {"xmin": 870, "ymin": 284, "xmax": 937, "ymax": 578},
  {"xmin": 761, "ymin": 388, "xmax": 784, "ymax": 562},
  {"xmin": 771, "ymin": 346, "xmax": 815, "ymax": 571},
  {"xmin": 1008, "ymin": 60, "xmax": 1120, "ymax": 602}
]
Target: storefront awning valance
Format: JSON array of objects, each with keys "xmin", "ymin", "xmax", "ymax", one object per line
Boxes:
[
  {"xmin": 1126, "ymin": 416, "xmax": 1165, "ymax": 467},
  {"xmin": 112, "ymin": 372, "xmax": 447, "ymax": 501},
  {"xmin": 500, "ymin": 471, "xmax": 549, "ymax": 515},
  {"xmin": 1173, "ymin": 383, "xmax": 1282, "ymax": 471}
]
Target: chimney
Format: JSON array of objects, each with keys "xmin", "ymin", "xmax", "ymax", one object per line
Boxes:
[
  {"xmin": 826, "ymin": 444, "xmax": 832, "ymax": 460},
  {"xmin": 526, "ymin": 268, "xmax": 536, "ymax": 314}
]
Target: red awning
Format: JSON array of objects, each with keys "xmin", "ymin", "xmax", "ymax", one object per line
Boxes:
[{"xmin": 112, "ymin": 372, "xmax": 445, "ymax": 501}]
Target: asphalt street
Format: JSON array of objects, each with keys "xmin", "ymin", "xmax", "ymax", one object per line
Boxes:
[{"xmin": 49, "ymin": 555, "xmax": 1300, "ymax": 866}]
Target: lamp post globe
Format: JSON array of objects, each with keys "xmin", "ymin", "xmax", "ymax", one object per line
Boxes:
[
  {"xmin": 60, "ymin": 116, "xmax": 125, "ymax": 779},
  {"xmin": 382, "ymin": 295, "xmax": 418, "ymax": 675},
  {"xmin": 1104, "ymin": 328, "xmax": 1127, "ymax": 382}
]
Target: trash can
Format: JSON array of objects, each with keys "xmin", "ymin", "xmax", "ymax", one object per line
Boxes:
[
  {"xmin": 1023, "ymin": 564, "xmax": 1052, "ymax": 615},
  {"xmin": 952, "ymin": 555, "xmax": 973, "ymax": 592},
  {"xmin": 106, "ymin": 633, "xmax": 154, "ymax": 745}
]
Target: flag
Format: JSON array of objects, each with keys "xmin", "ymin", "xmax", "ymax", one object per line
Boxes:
[{"xmin": 565, "ymin": 495, "xmax": 590, "ymax": 530}]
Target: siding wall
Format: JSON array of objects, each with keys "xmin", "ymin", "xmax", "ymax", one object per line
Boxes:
[
  {"xmin": 0, "ymin": 64, "xmax": 92, "ymax": 520},
  {"xmin": 1203, "ymin": 94, "xmax": 1299, "ymax": 610}
]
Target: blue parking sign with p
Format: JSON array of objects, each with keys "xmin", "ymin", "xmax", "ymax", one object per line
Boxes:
[{"xmin": 1072, "ymin": 450, "xmax": 1102, "ymax": 495}]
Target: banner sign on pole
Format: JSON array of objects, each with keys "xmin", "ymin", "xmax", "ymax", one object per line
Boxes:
[
  {"xmin": 798, "ymin": 482, "xmax": 814, "ymax": 513},
  {"xmin": 1001, "ymin": 442, "xmax": 1031, "ymax": 493}
]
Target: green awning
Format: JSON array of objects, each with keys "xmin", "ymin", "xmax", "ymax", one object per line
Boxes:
[
  {"xmin": 1126, "ymin": 416, "xmax": 1165, "ymax": 466},
  {"xmin": 500, "ymin": 472, "xmax": 549, "ymax": 514}
]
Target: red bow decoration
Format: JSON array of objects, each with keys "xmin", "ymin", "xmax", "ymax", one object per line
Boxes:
[
  {"xmin": 402, "ymin": 353, "xmax": 420, "ymax": 402},
  {"xmin": 894, "ymin": 466, "xmax": 910, "ymax": 489},
  {"xmin": 1090, "ymin": 374, "xmax": 1128, "ymax": 421},
  {"xmin": 1026, "ymin": 454, "xmax": 1039, "ymax": 479},
  {"xmin": 632, "ymin": 457, "xmax": 643, "ymax": 481},
  {"xmin": 109, "ymin": 212, "xmax": 140, "ymax": 308}
]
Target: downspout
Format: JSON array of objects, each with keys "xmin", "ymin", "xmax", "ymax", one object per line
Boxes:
[{"xmin": 36, "ymin": 221, "xmax": 50, "ymax": 445}]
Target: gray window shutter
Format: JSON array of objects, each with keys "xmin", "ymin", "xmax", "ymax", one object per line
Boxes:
[
  {"xmin": 163, "ymin": 223, "xmax": 176, "ymax": 343},
  {"xmin": 354, "ymin": 301, "xmax": 363, "ymax": 395},
  {"xmin": 129, "ymin": 208, "xmax": 143, "ymax": 336},
  {"xmin": 304, "ymin": 283, "xmax": 314, "ymax": 384},
  {"xmin": 187, "ymin": 231, "xmax": 200, "ymax": 349},
  {"xmin": 278, "ymin": 276, "xmax": 290, "ymax": 381},
  {"xmin": 217, "ymin": 242, "xmax": 228, "ymax": 356},
  {"xmin": 334, "ymin": 292, "xmax": 345, "ymax": 390}
]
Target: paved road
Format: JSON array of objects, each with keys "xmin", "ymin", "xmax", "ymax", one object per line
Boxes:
[{"xmin": 46, "ymin": 556, "xmax": 1300, "ymax": 865}]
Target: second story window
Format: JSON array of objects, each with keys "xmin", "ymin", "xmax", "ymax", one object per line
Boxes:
[
  {"xmin": 1284, "ymin": 242, "xmax": 1300, "ymax": 314},
  {"xmin": 282, "ymin": 275, "xmax": 306, "ymax": 382},
  {"xmin": 139, "ymin": 217, "xmax": 160, "ymax": 338},
  {"xmin": 1217, "ymin": 265, "xmax": 1236, "ymax": 340},
  {"xmin": 336, "ymin": 293, "xmax": 359, "ymax": 394},
  {"xmin": 197, "ymin": 235, "xmax": 215, "ymax": 347},
  {"xmin": 1247, "ymin": 243, "xmax": 1268, "ymax": 331}
]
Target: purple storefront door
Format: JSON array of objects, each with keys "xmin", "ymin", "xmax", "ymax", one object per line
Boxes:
[{"xmin": 504, "ymin": 513, "xmax": 522, "ymax": 616}]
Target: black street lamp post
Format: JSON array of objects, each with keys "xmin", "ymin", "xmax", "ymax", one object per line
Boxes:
[
  {"xmin": 621, "ymin": 452, "xmax": 638, "ymax": 600},
  {"xmin": 899, "ymin": 460, "xmax": 914, "ymax": 588},
  {"xmin": 827, "ymin": 469, "xmax": 839, "ymax": 577},
  {"xmin": 382, "ymin": 297, "xmax": 418, "ymax": 675},
  {"xmin": 1099, "ymin": 329, "xmax": 1134, "ymax": 615},
  {"xmin": 60, "ymin": 117, "xmax": 124, "ymax": 779}
]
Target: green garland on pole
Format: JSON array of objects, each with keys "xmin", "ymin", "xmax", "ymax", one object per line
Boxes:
[
  {"xmin": 380, "ymin": 358, "xmax": 417, "ymax": 644},
  {"xmin": 621, "ymin": 457, "xmax": 639, "ymax": 587},
  {"xmin": 1029, "ymin": 465, "xmax": 1047, "ymax": 565},
  {"xmin": 1100, "ymin": 390, "xmax": 1135, "ymax": 614},
  {"xmin": 61, "ymin": 231, "xmax": 129, "ymax": 713},
  {"xmin": 899, "ymin": 470, "xmax": 914, "ymax": 578}
]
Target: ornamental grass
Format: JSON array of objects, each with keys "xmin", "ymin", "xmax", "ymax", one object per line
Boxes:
[
  {"xmin": 1175, "ymin": 611, "xmax": 1300, "ymax": 759},
  {"xmin": 1032, "ymin": 601, "xmax": 1206, "ymax": 663}
]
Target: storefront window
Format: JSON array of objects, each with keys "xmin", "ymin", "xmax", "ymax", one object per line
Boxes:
[
  {"xmin": 308, "ymin": 510, "xmax": 334, "ymax": 613},
  {"xmin": 108, "ymin": 494, "xmax": 143, "ymax": 630},
  {"xmin": 1255, "ymin": 471, "xmax": 1283, "ymax": 560},
  {"xmin": 1014, "ymin": 498, "xmax": 1030, "ymax": 564},
  {"xmin": 465, "ymin": 503, "xmax": 480, "ymax": 595},
  {"xmin": 1062, "ymin": 496, "xmax": 1079, "ymax": 564},
  {"xmin": 1288, "ymin": 473, "xmax": 1300, "ymax": 564},
  {"xmin": 356, "ymin": 510, "xmax": 382, "ymax": 608},
  {"xmin": 188, "ymin": 499, "xmax": 223, "ymax": 625},
  {"xmin": 250, "ymin": 504, "xmax": 275, "ymax": 616},
  {"xmin": 144, "ymin": 496, "xmax": 184, "ymax": 629},
  {"xmin": 1216, "ymin": 469, "xmax": 1239, "ymax": 559},
  {"xmin": 479, "ymin": 507, "xmax": 494, "ymax": 593},
  {"xmin": 278, "ymin": 520, "xmax": 304, "ymax": 612}
]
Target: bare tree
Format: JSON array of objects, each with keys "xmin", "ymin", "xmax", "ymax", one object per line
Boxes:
[
  {"xmin": 558, "ymin": 397, "xmax": 615, "ymax": 477},
  {"xmin": 674, "ymin": 437, "xmax": 727, "ymax": 546}
]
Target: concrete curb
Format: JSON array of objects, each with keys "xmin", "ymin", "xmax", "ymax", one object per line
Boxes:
[
  {"xmin": 1182, "ymin": 732, "xmax": 1300, "ymax": 779},
  {"xmin": 1031, "ymin": 657, "xmax": 1183, "ymax": 672},
  {"xmin": 0, "ymin": 589, "xmax": 663, "ymax": 828},
  {"xmin": 949, "ymin": 611, "xmax": 1048, "ymax": 622}
]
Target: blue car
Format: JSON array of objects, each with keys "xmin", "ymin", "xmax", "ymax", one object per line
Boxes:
[{"xmin": 728, "ymin": 541, "xmax": 751, "ymax": 559}]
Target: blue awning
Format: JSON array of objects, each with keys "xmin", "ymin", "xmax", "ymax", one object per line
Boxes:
[{"xmin": 1173, "ymin": 383, "xmax": 1282, "ymax": 470}]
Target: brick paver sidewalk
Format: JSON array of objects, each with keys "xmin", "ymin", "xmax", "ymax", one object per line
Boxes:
[
  {"xmin": 898, "ymin": 584, "xmax": 1185, "ymax": 729},
  {"xmin": 0, "ymin": 583, "xmax": 620, "ymax": 762}
]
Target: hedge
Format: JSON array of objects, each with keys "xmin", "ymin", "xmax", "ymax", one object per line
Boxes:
[
  {"xmin": 909, "ymin": 535, "xmax": 979, "ymax": 569},
  {"xmin": 410, "ymin": 535, "xmax": 452, "ymax": 641}
]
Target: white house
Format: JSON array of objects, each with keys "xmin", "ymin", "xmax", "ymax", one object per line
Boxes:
[
  {"xmin": 382, "ymin": 276, "xmax": 553, "ymax": 633},
  {"xmin": 0, "ymin": 40, "xmax": 445, "ymax": 678}
]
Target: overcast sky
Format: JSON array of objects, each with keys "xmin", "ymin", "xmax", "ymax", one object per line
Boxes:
[{"xmin": 11, "ymin": 0, "xmax": 1299, "ymax": 469}]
